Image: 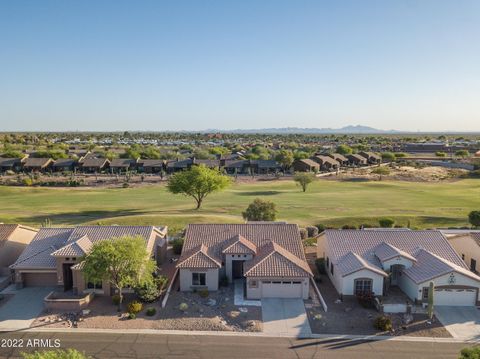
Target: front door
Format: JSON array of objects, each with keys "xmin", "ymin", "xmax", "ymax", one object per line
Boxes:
[
  {"xmin": 63, "ymin": 263, "xmax": 74, "ymax": 291},
  {"xmin": 390, "ymin": 264, "xmax": 404, "ymax": 286},
  {"xmin": 232, "ymin": 260, "xmax": 244, "ymax": 279}
]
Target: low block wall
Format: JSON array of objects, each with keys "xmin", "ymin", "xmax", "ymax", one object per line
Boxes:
[{"xmin": 44, "ymin": 292, "xmax": 94, "ymax": 311}]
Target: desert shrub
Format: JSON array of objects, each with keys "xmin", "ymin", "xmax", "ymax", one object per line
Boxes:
[
  {"xmin": 315, "ymin": 224, "xmax": 326, "ymax": 233},
  {"xmin": 306, "ymin": 226, "xmax": 319, "ymax": 237},
  {"xmin": 112, "ymin": 294, "xmax": 121, "ymax": 306},
  {"xmin": 219, "ymin": 276, "xmax": 229, "ymax": 287},
  {"xmin": 122, "ymin": 182, "xmax": 129, "ymax": 188},
  {"xmin": 135, "ymin": 276, "xmax": 168, "ymax": 303},
  {"xmin": 146, "ymin": 307, "xmax": 157, "ymax": 316},
  {"xmin": 356, "ymin": 292, "xmax": 375, "ymax": 308},
  {"xmin": 373, "ymin": 315, "xmax": 393, "ymax": 331},
  {"xmin": 198, "ymin": 289, "xmax": 209, "ymax": 298},
  {"xmin": 179, "ymin": 302, "xmax": 188, "ymax": 312},
  {"xmin": 22, "ymin": 178, "xmax": 34, "ymax": 186},
  {"xmin": 299, "ymin": 228, "xmax": 308, "ymax": 240},
  {"xmin": 379, "ymin": 218, "xmax": 395, "ymax": 228},
  {"xmin": 459, "ymin": 346, "xmax": 480, "ymax": 359},
  {"xmin": 21, "ymin": 349, "xmax": 89, "ymax": 359},
  {"xmin": 128, "ymin": 312, "xmax": 136, "ymax": 320},
  {"xmin": 127, "ymin": 300, "xmax": 143, "ymax": 314},
  {"xmin": 315, "ymin": 258, "xmax": 326, "ymax": 275},
  {"xmin": 172, "ymin": 237, "xmax": 184, "ymax": 255},
  {"xmin": 341, "ymin": 225, "xmax": 357, "ymax": 229}
]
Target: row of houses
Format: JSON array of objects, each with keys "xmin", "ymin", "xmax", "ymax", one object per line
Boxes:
[
  {"xmin": 3, "ymin": 222, "xmax": 480, "ymax": 308},
  {"xmin": 292, "ymin": 152, "xmax": 382, "ymax": 172}
]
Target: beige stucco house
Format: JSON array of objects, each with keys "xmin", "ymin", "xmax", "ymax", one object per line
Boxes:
[
  {"xmin": 177, "ymin": 223, "xmax": 313, "ymax": 299},
  {"xmin": 0, "ymin": 224, "xmax": 38, "ymax": 277},
  {"xmin": 443, "ymin": 230, "xmax": 480, "ymax": 273},
  {"xmin": 10, "ymin": 226, "xmax": 167, "ymax": 295}
]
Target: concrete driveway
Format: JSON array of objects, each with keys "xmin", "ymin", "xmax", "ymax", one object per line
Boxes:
[
  {"xmin": 435, "ymin": 306, "xmax": 480, "ymax": 340},
  {"xmin": 0, "ymin": 286, "xmax": 54, "ymax": 331},
  {"xmin": 261, "ymin": 298, "xmax": 311, "ymax": 337}
]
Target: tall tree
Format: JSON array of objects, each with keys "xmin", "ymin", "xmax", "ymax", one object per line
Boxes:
[
  {"xmin": 167, "ymin": 165, "xmax": 231, "ymax": 209},
  {"xmin": 275, "ymin": 150, "xmax": 294, "ymax": 170},
  {"xmin": 82, "ymin": 235, "xmax": 156, "ymax": 310},
  {"xmin": 242, "ymin": 198, "xmax": 277, "ymax": 221},
  {"xmin": 293, "ymin": 172, "xmax": 316, "ymax": 192},
  {"xmin": 469, "ymin": 211, "xmax": 480, "ymax": 228}
]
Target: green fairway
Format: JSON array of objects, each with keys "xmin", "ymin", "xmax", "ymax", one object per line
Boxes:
[{"xmin": 0, "ymin": 179, "xmax": 479, "ymax": 233}]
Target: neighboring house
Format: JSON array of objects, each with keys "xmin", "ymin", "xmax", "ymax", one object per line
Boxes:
[
  {"xmin": 292, "ymin": 159, "xmax": 320, "ymax": 172},
  {"xmin": 177, "ymin": 223, "xmax": 313, "ymax": 299},
  {"xmin": 10, "ymin": 226, "xmax": 168, "ymax": 295},
  {"xmin": 193, "ymin": 159, "xmax": 221, "ymax": 170},
  {"xmin": 347, "ymin": 154, "xmax": 368, "ymax": 166},
  {"xmin": 443, "ymin": 231, "xmax": 480, "ymax": 273},
  {"xmin": 109, "ymin": 158, "xmax": 137, "ymax": 173},
  {"xmin": 80, "ymin": 157, "xmax": 110, "ymax": 173},
  {"xmin": 52, "ymin": 159, "xmax": 78, "ymax": 172},
  {"xmin": 223, "ymin": 160, "xmax": 250, "ymax": 175},
  {"xmin": 166, "ymin": 159, "xmax": 193, "ymax": 173},
  {"xmin": 359, "ymin": 152, "xmax": 382, "ymax": 164},
  {"xmin": 311, "ymin": 155, "xmax": 340, "ymax": 171},
  {"xmin": 318, "ymin": 229, "xmax": 480, "ymax": 306},
  {"xmin": 137, "ymin": 159, "xmax": 165, "ymax": 174},
  {"xmin": 22, "ymin": 158, "xmax": 54, "ymax": 172},
  {"xmin": 0, "ymin": 224, "xmax": 38, "ymax": 277},
  {"xmin": 249, "ymin": 160, "xmax": 281, "ymax": 174},
  {"xmin": 0, "ymin": 158, "xmax": 23, "ymax": 172},
  {"xmin": 475, "ymin": 150, "xmax": 480, "ymax": 158},
  {"xmin": 327, "ymin": 153, "xmax": 349, "ymax": 166}
]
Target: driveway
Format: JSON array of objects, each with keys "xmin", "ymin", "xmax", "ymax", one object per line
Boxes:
[
  {"xmin": 435, "ymin": 306, "xmax": 480, "ymax": 340},
  {"xmin": 261, "ymin": 298, "xmax": 311, "ymax": 337},
  {"xmin": 0, "ymin": 286, "xmax": 54, "ymax": 331}
]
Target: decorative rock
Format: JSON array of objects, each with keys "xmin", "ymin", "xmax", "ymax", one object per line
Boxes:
[
  {"xmin": 238, "ymin": 307, "xmax": 248, "ymax": 313},
  {"xmin": 344, "ymin": 307, "xmax": 352, "ymax": 313},
  {"xmin": 334, "ymin": 299, "xmax": 342, "ymax": 304},
  {"xmin": 82, "ymin": 309, "xmax": 90, "ymax": 316},
  {"xmin": 207, "ymin": 299, "xmax": 217, "ymax": 306}
]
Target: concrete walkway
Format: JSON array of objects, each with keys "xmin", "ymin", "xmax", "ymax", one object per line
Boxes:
[
  {"xmin": 435, "ymin": 306, "xmax": 480, "ymax": 340},
  {"xmin": 262, "ymin": 298, "xmax": 311, "ymax": 337},
  {"xmin": 0, "ymin": 286, "xmax": 54, "ymax": 331},
  {"xmin": 233, "ymin": 279, "xmax": 261, "ymax": 307}
]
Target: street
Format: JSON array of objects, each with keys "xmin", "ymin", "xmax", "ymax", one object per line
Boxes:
[{"xmin": 0, "ymin": 331, "xmax": 470, "ymax": 359}]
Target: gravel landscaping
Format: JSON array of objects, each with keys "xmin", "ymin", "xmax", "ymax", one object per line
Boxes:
[
  {"xmin": 31, "ymin": 285, "xmax": 262, "ymax": 332},
  {"xmin": 306, "ymin": 275, "xmax": 451, "ymax": 337}
]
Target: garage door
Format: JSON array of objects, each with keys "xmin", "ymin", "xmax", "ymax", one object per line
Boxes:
[
  {"xmin": 262, "ymin": 280, "xmax": 302, "ymax": 298},
  {"xmin": 23, "ymin": 272, "xmax": 58, "ymax": 287},
  {"xmin": 434, "ymin": 288, "xmax": 477, "ymax": 306}
]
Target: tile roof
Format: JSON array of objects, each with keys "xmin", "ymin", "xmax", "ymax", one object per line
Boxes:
[
  {"xmin": 0, "ymin": 224, "xmax": 19, "ymax": 242},
  {"xmin": 81, "ymin": 158, "xmax": 109, "ymax": 168},
  {"xmin": 110, "ymin": 159, "xmax": 137, "ymax": 168},
  {"xmin": 297, "ymin": 159, "xmax": 319, "ymax": 168},
  {"xmin": 244, "ymin": 241, "xmax": 313, "ymax": 277},
  {"xmin": 328, "ymin": 153, "xmax": 348, "ymax": 162},
  {"xmin": 222, "ymin": 234, "xmax": 257, "ymax": 255},
  {"xmin": 11, "ymin": 226, "xmax": 163, "ymax": 269},
  {"xmin": 52, "ymin": 159, "xmax": 76, "ymax": 167},
  {"xmin": 138, "ymin": 159, "xmax": 165, "ymax": 167},
  {"xmin": 177, "ymin": 244, "xmax": 222, "ymax": 269},
  {"xmin": 313, "ymin": 155, "xmax": 340, "ymax": 166},
  {"xmin": 23, "ymin": 158, "xmax": 53, "ymax": 168},
  {"xmin": 403, "ymin": 249, "xmax": 480, "ymax": 284},
  {"xmin": 224, "ymin": 160, "xmax": 248, "ymax": 168},
  {"xmin": 0, "ymin": 158, "xmax": 22, "ymax": 167},
  {"xmin": 166, "ymin": 159, "xmax": 192, "ymax": 168},
  {"xmin": 374, "ymin": 242, "xmax": 417, "ymax": 262},
  {"xmin": 336, "ymin": 251, "xmax": 388, "ymax": 277}
]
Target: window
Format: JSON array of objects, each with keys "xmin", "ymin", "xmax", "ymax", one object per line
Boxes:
[
  {"xmin": 462, "ymin": 254, "xmax": 465, "ymax": 260},
  {"xmin": 326, "ymin": 257, "xmax": 329, "ymax": 267},
  {"xmin": 249, "ymin": 280, "xmax": 258, "ymax": 288},
  {"xmin": 471, "ymin": 259, "xmax": 477, "ymax": 272},
  {"xmin": 192, "ymin": 272, "xmax": 206, "ymax": 286},
  {"xmin": 330, "ymin": 263, "xmax": 334, "ymax": 275},
  {"xmin": 87, "ymin": 280, "xmax": 103, "ymax": 290},
  {"xmin": 422, "ymin": 287, "xmax": 429, "ymax": 300},
  {"xmin": 354, "ymin": 279, "xmax": 372, "ymax": 295}
]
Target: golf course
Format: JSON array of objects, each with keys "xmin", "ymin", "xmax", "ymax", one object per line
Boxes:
[{"xmin": 1, "ymin": 178, "xmax": 479, "ymax": 234}]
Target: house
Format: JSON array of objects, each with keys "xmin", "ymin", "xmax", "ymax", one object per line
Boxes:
[
  {"xmin": 475, "ymin": 150, "xmax": 480, "ymax": 158},
  {"xmin": 249, "ymin": 160, "xmax": 281, "ymax": 174},
  {"xmin": 193, "ymin": 159, "xmax": 221, "ymax": 170},
  {"xmin": 137, "ymin": 159, "xmax": 165, "ymax": 174},
  {"xmin": 292, "ymin": 159, "xmax": 320, "ymax": 172},
  {"xmin": 52, "ymin": 159, "xmax": 78, "ymax": 172},
  {"xmin": 109, "ymin": 158, "xmax": 137, "ymax": 173},
  {"xmin": 318, "ymin": 229, "xmax": 480, "ymax": 306},
  {"xmin": 359, "ymin": 152, "xmax": 382, "ymax": 164},
  {"xmin": 223, "ymin": 160, "xmax": 250, "ymax": 174},
  {"xmin": 347, "ymin": 154, "xmax": 368, "ymax": 166},
  {"xmin": 311, "ymin": 155, "xmax": 340, "ymax": 171},
  {"xmin": 443, "ymin": 231, "xmax": 480, "ymax": 273},
  {"xmin": 165, "ymin": 159, "xmax": 193, "ymax": 173},
  {"xmin": 0, "ymin": 224, "xmax": 38, "ymax": 277},
  {"xmin": 0, "ymin": 158, "xmax": 23, "ymax": 172},
  {"xmin": 10, "ymin": 226, "xmax": 168, "ymax": 295},
  {"xmin": 22, "ymin": 158, "xmax": 54, "ymax": 172},
  {"xmin": 177, "ymin": 223, "xmax": 313, "ymax": 299},
  {"xmin": 80, "ymin": 157, "xmax": 110, "ymax": 173},
  {"xmin": 327, "ymin": 153, "xmax": 349, "ymax": 166}
]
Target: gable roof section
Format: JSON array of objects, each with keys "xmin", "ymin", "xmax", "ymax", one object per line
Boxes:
[
  {"xmin": 297, "ymin": 158, "xmax": 319, "ymax": 168},
  {"xmin": 110, "ymin": 159, "xmax": 137, "ymax": 168},
  {"xmin": 0, "ymin": 158, "xmax": 22, "ymax": 167},
  {"xmin": 51, "ymin": 235, "xmax": 93, "ymax": 257},
  {"xmin": 403, "ymin": 248, "xmax": 480, "ymax": 284},
  {"xmin": 23, "ymin": 158, "xmax": 53, "ymax": 168},
  {"xmin": 81, "ymin": 157, "xmax": 109, "ymax": 168},
  {"xmin": 0, "ymin": 224, "xmax": 20, "ymax": 242},
  {"xmin": 222, "ymin": 234, "xmax": 257, "ymax": 255},
  {"xmin": 177, "ymin": 244, "xmax": 222, "ymax": 269},
  {"xmin": 374, "ymin": 242, "xmax": 417, "ymax": 263},
  {"xmin": 336, "ymin": 251, "xmax": 388, "ymax": 277}
]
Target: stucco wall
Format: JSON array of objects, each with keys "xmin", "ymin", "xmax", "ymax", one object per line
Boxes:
[
  {"xmin": 448, "ymin": 235, "xmax": 479, "ymax": 270},
  {"xmin": 417, "ymin": 271, "xmax": 480, "ymax": 301},
  {"xmin": 398, "ymin": 272, "xmax": 420, "ymax": 300},
  {"xmin": 225, "ymin": 254, "xmax": 253, "ymax": 282},
  {"xmin": 341, "ymin": 269, "xmax": 385, "ymax": 296},
  {"xmin": 0, "ymin": 227, "xmax": 37, "ymax": 270},
  {"xmin": 381, "ymin": 256, "xmax": 414, "ymax": 271},
  {"xmin": 179, "ymin": 268, "xmax": 219, "ymax": 291},
  {"xmin": 246, "ymin": 277, "xmax": 309, "ymax": 299}
]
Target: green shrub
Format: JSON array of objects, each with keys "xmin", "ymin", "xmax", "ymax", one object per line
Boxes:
[
  {"xmin": 112, "ymin": 294, "xmax": 121, "ymax": 306},
  {"xmin": 179, "ymin": 302, "xmax": 188, "ymax": 312},
  {"xmin": 315, "ymin": 224, "xmax": 326, "ymax": 232},
  {"xmin": 22, "ymin": 178, "xmax": 34, "ymax": 186},
  {"xmin": 373, "ymin": 315, "xmax": 393, "ymax": 331},
  {"xmin": 146, "ymin": 307, "xmax": 157, "ymax": 316},
  {"xmin": 379, "ymin": 218, "xmax": 395, "ymax": 228},
  {"xmin": 128, "ymin": 312, "xmax": 136, "ymax": 320},
  {"xmin": 127, "ymin": 300, "xmax": 143, "ymax": 314},
  {"xmin": 299, "ymin": 228, "xmax": 308, "ymax": 240},
  {"xmin": 306, "ymin": 226, "xmax": 319, "ymax": 237},
  {"xmin": 172, "ymin": 238, "xmax": 184, "ymax": 255},
  {"xmin": 459, "ymin": 346, "xmax": 480, "ymax": 359},
  {"xmin": 342, "ymin": 225, "xmax": 357, "ymax": 229},
  {"xmin": 21, "ymin": 349, "xmax": 89, "ymax": 359},
  {"xmin": 315, "ymin": 258, "xmax": 326, "ymax": 275},
  {"xmin": 198, "ymin": 289, "xmax": 209, "ymax": 298},
  {"xmin": 135, "ymin": 276, "xmax": 168, "ymax": 303},
  {"xmin": 122, "ymin": 182, "xmax": 129, "ymax": 188}
]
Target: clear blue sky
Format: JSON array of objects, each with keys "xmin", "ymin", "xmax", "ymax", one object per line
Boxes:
[{"xmin": 1, "ymin": 0, "xmax": 480, "ymax": 132}]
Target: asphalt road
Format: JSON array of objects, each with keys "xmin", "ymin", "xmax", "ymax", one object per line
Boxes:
[{"xmin": 0, "ymin": 332, "xmax": 470, "ymax": 359}]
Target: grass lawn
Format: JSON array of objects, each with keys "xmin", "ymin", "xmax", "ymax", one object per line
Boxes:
[{"xmin": 0, "ymin": 178, "xmax": 479, "ymax": 233}]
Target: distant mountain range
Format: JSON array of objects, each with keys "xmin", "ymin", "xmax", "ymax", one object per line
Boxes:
[{"xmin": 206, "ymin": 125, "xmax": 400, "ymax": 134}]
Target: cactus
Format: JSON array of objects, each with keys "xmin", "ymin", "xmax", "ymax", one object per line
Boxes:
[{"xmin": 427, "ymin": 281, "xmax": 434, "ymax": 319}]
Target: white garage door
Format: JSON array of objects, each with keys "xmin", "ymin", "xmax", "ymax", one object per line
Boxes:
[
  {"xmin": 434, "ymin": 288, "xmax": 477, "ymax": 306},
  {"xmin": 262, "ymin": 280, "xmax": 302, "ymax": 298}
]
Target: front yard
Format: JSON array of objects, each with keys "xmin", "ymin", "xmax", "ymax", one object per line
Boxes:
[
  {"xmin": 306, "ymin": 274, "xmax": 451, "ymax": 337},
  {"xmin": 32, "ymin": 284, "xmax": 262, "ymax": 332}
]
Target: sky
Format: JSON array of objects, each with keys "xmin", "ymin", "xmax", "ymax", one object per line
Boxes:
[{"xmin": 1, "ymin": 0, "xmax": 480, "ymax": 132}]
